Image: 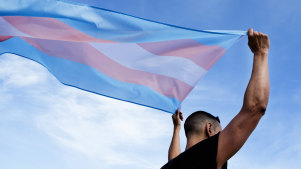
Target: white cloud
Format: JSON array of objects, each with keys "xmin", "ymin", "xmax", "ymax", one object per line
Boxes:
[
  {"xmin": 2, "ymin": 52, "xmax": 300, "ymax": 169},
  {"xmin": 0, "ymin": 53, "xmax": 173, "ymax": 169},
  {"xmin": 0, "ymin": 87, "xmax": 12, "ymax": 106},
  {"xmin": 35, "ymin": 87, "xmax": 172, "ymax": 168},
  {"xmin": 0, "ymin": 53, "xmax": 49, "ymax": 88}
]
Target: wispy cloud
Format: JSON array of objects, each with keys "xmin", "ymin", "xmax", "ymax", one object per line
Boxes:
[
  {"xmin": 1, "ymin": 41, "xmax": 301, "ymax": 169},
  {"xmin": 35, "ymin": 89, "xmax": 171, "ymax": 168},
  {"xmin": 0, "ymin": 53, "xmax": 48, "ymax": 88},
  {"xmin": 0, "ymin": 53, "xmax": 172, "ymax": 169}
]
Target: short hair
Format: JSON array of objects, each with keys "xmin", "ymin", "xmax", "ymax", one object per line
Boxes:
[{"xmin": 184, "ymin": 111, "xmax": 220, "ymax": 138}]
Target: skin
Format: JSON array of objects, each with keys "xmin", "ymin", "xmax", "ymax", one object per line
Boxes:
[
  {"xmin": 168, "ymin": 28, "xmax": 270, "ymax": 169},
  {"xmin": 168, "ymin": 110, "xmax": 183, "ymax": 161}
]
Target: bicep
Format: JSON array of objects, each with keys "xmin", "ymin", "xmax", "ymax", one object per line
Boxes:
[{"xmin": 217, "ymin": 108, "xmax": 264, "ymax": 166}]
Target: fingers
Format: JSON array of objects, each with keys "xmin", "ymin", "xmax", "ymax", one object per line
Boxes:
[
  {"xmin": 248, "ymin": 28, "xmax": 269, "ymax": 54},
  {"xmin": 248, "ymin": 28, "xmax": 266, "ymax": 37},
  {"xmin": 180, "ymin": 112, "xmax": 183, "ymax": 121},
  {"xmin": 248, "ymin": 28, "xmax": 269, "ymax": 38},
  {"xmin": 177, "ymin": 110, "xmax": 183, "ymax": 121},
  {"xmin": 173, "ymin": 110, "xmax": 183, "ymax": 121},
  {"xmin": 248, "ymin": 28, "xmax": 253, "ymax": 36},
  {"xmin": 173, "ymin": 110, "xmax": 179, "ymax": 117},
  {"xmin": 172, "ymin": 110, "xmax": 178, "ymax": 119}
]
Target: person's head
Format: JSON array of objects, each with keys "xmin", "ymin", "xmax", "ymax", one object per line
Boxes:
[{"xmin": 184, "ymin": 111, "xmax": 222, "ymax": 139}]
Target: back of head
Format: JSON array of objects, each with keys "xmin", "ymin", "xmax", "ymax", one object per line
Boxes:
[{"xmin": 184, "ymin": 111, "xmax": 220, "ymax": 138}]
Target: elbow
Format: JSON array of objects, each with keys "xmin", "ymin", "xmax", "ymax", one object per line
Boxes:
[
  {"xmin": 257, "ymin": 103, "xmax": 267, "ymax": 115},
  {"xmin": 257, "ymin": 95, "xmax": 269, "ymax": 115},
  {"xmin": 243, "ymin": 100, "xmax": 268, "ymax": 116},
  {"xmin": 243, "ymin": 92, "xmax": 269, "ymax": 116}
]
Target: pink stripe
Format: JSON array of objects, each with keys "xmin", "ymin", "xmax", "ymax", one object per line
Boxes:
[
  {"xmin": 3, "ymin": 16, "xmax": 225, "ymax": 71},
  {"xmin": 3, "ymin": 16, "xmax": 114, "ymax": 43},
  {"xmin": 0, "ymin": 36, "xmax": 12, "ymax": 42},
  {"xmin": 138, "ymin": 39, "xmax": 226, "ymax": 70},
  {"xmin": 21, "ymin": 37, "xmax": 193, "ymax": 101}
]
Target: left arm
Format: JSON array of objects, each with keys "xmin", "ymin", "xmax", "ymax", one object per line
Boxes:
[{"xmin": 168, "ymin": 110, "xmax": 183, "ymax": 161}]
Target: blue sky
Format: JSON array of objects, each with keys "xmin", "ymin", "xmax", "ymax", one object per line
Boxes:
[{"xmin": 1, "ymin": 0, "xmax": 301, "ymax": 169}]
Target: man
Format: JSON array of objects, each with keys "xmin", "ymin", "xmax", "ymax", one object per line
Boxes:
[{"xmin": 161, "ymin": 28, "xmax": 270, "ymax": 169}]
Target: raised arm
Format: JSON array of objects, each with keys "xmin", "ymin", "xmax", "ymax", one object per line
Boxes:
[
  {"xmin": 168, "ymin": 110, "xmax": 183, "ymax": 161},
  {"xmin": 217, "ymin": 28, "xmax": 270, "ymax": 167}
]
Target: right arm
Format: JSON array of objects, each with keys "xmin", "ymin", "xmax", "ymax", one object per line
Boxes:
[{"xmin": 217, "ymin": 28, "xmax": 270, "ymax": 168}]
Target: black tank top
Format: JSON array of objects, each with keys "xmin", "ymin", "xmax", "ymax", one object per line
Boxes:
[{"xmin": 161, "ymin": 132, "xmax": 227, "ymax": 169}]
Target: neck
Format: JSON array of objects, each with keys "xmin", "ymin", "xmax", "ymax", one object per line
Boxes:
[{"xmin": 185, "ymin": 135, "xmax": 207, "ymax": 150}]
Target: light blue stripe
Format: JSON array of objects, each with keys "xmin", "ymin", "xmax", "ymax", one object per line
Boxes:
[
  {"xmin": 57, "ymin": 17, "xmax": 242, "ymax": 49},
  {"xmin": 195, "ymin": 34, "xmax": 244, "ymax": 50},
  {"xmin": 0, "ymin": 37, "xmax": 181, "ymax": 113},
  {"xmin": 90, "ymin": 42, "xmax": 207, "ymax": 86},
  {"xmin": 0, "ymin": 0, "xmax": 246, "ymax": 49}
]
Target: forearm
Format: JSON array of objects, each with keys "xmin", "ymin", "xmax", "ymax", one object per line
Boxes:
[
  {"xmin": 168, "ymin": 126, "xmax": 181, "ymax": 161},
  {"xmin": 242, "ymin": 52, "xmax": 270, "ymax": 114}
]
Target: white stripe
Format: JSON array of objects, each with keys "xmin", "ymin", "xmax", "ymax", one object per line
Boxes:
[
  {"xmin": 90, "ymin": 42, "xmax": 207, "ymax": 86},
  {"xmin": 0, "ymin": 17, "xmax": 30, "ymax": 37}
]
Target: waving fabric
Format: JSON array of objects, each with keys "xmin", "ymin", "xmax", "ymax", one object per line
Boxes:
[{"xmin": 0, "ymin": 0, "xmax": 246, "ymax": 113}]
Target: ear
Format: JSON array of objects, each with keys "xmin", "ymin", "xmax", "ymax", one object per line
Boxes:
[{"xmin": 205, "ymin": 123, "xmax": 215, "ymax": 137}]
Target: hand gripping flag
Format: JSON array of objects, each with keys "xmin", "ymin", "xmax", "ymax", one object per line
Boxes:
[{"xmin": 0, "ymin": 0, "xmax": 246, "ymax": 113}]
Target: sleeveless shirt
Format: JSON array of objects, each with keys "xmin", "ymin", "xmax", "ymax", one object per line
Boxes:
[{"xmin": 160, "ymin": 132, "xmax": 227, "ymax": 169}]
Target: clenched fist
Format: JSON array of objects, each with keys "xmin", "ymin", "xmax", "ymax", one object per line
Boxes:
[{"xmin": 248, "ymin": 28, "xmax": 270, "ymax": 55}]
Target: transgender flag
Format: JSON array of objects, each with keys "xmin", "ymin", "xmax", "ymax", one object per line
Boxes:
[{"xmin": 0, "ymin": 0, "xmax": 246, "ymax": 113}]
